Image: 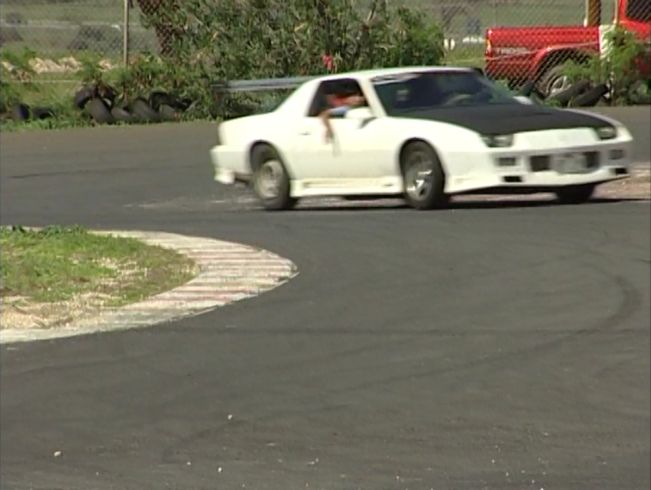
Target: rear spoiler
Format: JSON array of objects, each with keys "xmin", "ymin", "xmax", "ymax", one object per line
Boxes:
[
  {"xmin": 212, "ymin": 76, "xmax": 315, "ymax": 94},
  {"xmin": 211, "ymin": 68, "xmax": 489, "ymax": 95}
]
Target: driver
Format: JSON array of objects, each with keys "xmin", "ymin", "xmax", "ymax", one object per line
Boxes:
[{"xmin": 319, "ymin": 85, "xmax": 366, "ymax": 143}]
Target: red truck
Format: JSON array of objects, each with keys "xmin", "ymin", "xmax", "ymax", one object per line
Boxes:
[{"xmin": 485, "ymin": 0, "xmax": 651, "ymax": 97}]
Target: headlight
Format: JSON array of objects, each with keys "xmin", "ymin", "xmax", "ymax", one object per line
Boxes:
[
  {"xmin": 481, "ymin": 134, "xmax": 514, "ymax": 147},
  {"xmin": 595, "ymin": 126, "xmax": 617, "ymax": 140}
]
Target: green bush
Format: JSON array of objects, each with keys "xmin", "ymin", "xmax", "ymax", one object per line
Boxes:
[
  {"xmin": 562, "ymin": 26, "xmax": 650, "ymax": 105},
  {"xmin": 136, "ymin": 0, "xmax": 444, "ymax": 118},
  {"xmin": 0, "ymin": 48, "xmax": 37, "ymax": 113},
  {"xmin": 3, "ymin": 1, "xmax": 445, "ymax": 126}
]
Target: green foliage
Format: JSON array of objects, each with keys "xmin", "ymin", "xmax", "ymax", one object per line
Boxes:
[
  {"xmin": 386, "ymin": 7, "xmax": 445, "ymax": 67},
  {"xmin": 0, "ymin": 51, "xmax": 86, "ymax": 128},
  {"xmin": 76, "ymin": 53, "xmax": 118, "ymax": 103},
  {"xmin": 562, "ymin": 26, "xmax": 650, "ymax": 104},
  {"xmin": 137, "ymin": 0, "xmax": 445, "ymax": 118},
  {"xmin": 114, "ymin": 53, "xmax": 167, "ymax": 101},
  {"xmin": 77, "ymin": 53, "xmax": 107, "ymax": 87},
  {"xmin": 0, "ymin": 48, "xmax": 37, "ymax": 112},
  {"xmin": 0, "ymin": 47, "xmax": 37, "ymax": 78},
  {"xmin": 0, "ymin": 73, "xmax": 22, "ymax": 112}
]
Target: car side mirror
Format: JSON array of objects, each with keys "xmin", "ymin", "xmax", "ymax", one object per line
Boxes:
[{"xmin": 345, "ymin": 107, "xmax": 374, "ymax": 120}]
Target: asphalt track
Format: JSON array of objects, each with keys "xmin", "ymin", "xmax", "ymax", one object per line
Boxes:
[{"xmin": 1, "ymin": 107, "xmax": 650, "ymax": 490}]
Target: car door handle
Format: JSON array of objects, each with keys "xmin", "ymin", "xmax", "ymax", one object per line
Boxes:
[{"xmin": 298, "ymin": 130, "xmax": 311, "ymax": 136}]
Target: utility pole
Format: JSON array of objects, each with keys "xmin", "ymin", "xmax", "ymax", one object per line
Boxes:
[
  {"xmin": 123, "ymin": 0, "xmax": 130, "ymax": 66},
  {"xmin": 585, "ymin": 0, "xmax": 602, "ymax": 26}
]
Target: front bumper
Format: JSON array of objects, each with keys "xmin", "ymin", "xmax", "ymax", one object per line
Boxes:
[
  {"xmin": 444, "ymin": 129, "xmax": 634, "ymax": 194},
  {"xmin": 493, "ymin": 150, "xmax": 629, "ymax": 187}
]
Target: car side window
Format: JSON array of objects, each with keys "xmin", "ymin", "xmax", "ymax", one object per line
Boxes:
[{"xmin": 306, "ymin": 79, "xmax": 366, "ymax": 117}]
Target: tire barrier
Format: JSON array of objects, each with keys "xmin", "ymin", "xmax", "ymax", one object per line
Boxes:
[
  {"xmin": 73, "ymin": 84, "xmax": 189, "ymax": 125},
  {"xmin": 1, "ymin": 73, "xmax": 641, "ymax": 127},
  {"xmin": 1, "ymin": 74, "xmax": 194, "ymax": 126},
  {"xmin": 84, "ymin": 97, "xmax": 114, "ymax": 125},
  {"xmin": 571, "ymin": 84, "xmax": 609, "ymax": 107},
  {"xmin": 546, "ymin": 79, "xmax": 593, "ymax": 107}
]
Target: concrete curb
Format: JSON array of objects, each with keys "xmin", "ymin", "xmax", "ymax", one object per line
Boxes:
[{"xmin": 0, "ymin": 231, "xmax": 298, "ymax": 345}]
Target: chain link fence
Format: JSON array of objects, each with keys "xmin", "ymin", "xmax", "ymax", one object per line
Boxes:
[
  {"xmin": 0, "ymin": 0, "xmax": 157, "ymax": 61},
  {"xmin": 1, "ymin": 1, "xmax": 648, "ymax": 91},
  {"xmin": 0, "ymin": 1, "xmax": 631, "ymax": 62}
]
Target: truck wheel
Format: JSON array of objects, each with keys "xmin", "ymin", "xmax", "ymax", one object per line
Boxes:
[
  {"xmin": 251, "ymin": 145, "xmax": 297, "ymax": 211},
  {"xmin": 539, "ymin": 65, "xmax": 574, "ymax": 98}
]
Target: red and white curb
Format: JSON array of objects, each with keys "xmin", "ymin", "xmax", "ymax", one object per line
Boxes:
[{"xmin": 0, "ymin": 230, "xmax": 297, "ymax": 344}]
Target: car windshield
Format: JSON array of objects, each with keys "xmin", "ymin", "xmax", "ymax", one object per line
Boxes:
[{"xmin": 372, "ymin": 70, "xmax": 520, "ymax": 116}]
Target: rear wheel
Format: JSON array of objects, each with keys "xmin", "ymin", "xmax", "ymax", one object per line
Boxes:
[
  {"xmin": 401, "ymin": 141, "xmax": 448, "ymax": 210},
  {"xmin": 555, "ymin": 184, "xmax": 595, "ymax": 204},
  {"xmin": 251, "ymin": 145, "xmax": 297, "ymax": 211}
]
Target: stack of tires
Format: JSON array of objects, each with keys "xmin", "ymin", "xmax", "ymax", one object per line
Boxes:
[
  {"xmin": 517, "ymin": 76, "xmax": 610, "ymax": 108},
  {"xmin": 5, "ymin": 103, "xmax": 56, "ymax": 122},
  {"xmin": 74, "ymin": 84, "xmax": 191, "ymax": 125}
]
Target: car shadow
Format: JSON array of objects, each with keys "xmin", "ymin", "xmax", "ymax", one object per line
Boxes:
[
  {"xmin": 287, "ymin": 195, "xmax": 647, "ymax": 212},
  {"xmin": 448, "ymin": 196, "xmax": 648, "ymax": 210}
]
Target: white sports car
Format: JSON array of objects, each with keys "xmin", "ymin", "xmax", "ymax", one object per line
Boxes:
[{"xmin": 209, "ymin": 66, "xmax": 633, "ymax": 210}]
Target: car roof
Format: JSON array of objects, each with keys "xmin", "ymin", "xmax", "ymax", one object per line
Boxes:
[
  {"xmin": 317, "ymin": 66, "xmax": 475, "ymax": 82},
  {"xmin": 274, "ymin": 66, "xmax": 479, "ymax": 115}
]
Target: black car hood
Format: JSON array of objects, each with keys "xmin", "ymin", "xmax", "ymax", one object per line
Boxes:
[{"xmin": 397, "ymin": 104, "xmax": 613, "ymax": 135}]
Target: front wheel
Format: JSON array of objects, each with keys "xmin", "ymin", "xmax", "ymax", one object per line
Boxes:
[
  {"xmin": 251, "ymin": 145, "xmax": 297, "ymax": 211},
  {"xmin": 538, "ymin": 65, "xmax": 573, "ymax": 98},
  {"xmin": 554, "ymin": 184, "xmax": 595, "ymax": 204},
  {"xmin": 401, "ymin": 141, "xmax": 448, "ymax": 210}
]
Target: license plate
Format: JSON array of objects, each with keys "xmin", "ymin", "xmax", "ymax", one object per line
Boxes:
[{"xmin": 552, "ymin": 152, "xmax": 591, "ymax": 174}]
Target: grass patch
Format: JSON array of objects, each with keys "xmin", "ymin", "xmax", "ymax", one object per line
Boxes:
[{"xmin": 0, "ymin": 225, "xmax": 197, "ymax": 306}]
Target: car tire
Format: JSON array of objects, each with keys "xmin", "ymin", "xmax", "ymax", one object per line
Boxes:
[
  {"xmin": 401, "ymin": 141, "xmax": 448, "ymax": 210},
  {"xmin": 32, "ymin": 106, "xmax": 55, "ymax": 120},
  {"xmin": 570, "ymin": 83, "xmax": 608, "ymax": 107},
  {"xmin": 555, "ymin": 184, "xmax": 595, "ymax": 204},
  {"xmin": 131, "ymin": 97, "xmax": 160, "ymax": 123},
  {"xmin": 158, "ymin": 103, "xmax": 179, "ymax": 121},
  {"xmin": 149, "ymin": 90, "xmax": 173, "ymax": 111},
  {"xmin": 85, "ymin": 97, "xmax": 114, "ymax": 124},
  {"xmin": 97, "ymin": 84, "xmax": 117, "ymax": 106},
  {"xmin": 74, "ymin": 86, "xmax": 95, "ymax": 109},
  {"xmin": 251, "ymin": 144, "xmax": 297, "ymax": 211},
  {"xmin": 11, "ymin": 103, "xmax": 30, "ymax": 121},
  {"xmin": 546, "ymin": 79, "xmax": 591, "ymax": 107},
  {"xmin": 111, "ymin": 106, "xmax": 134, "ymax": 123}
]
